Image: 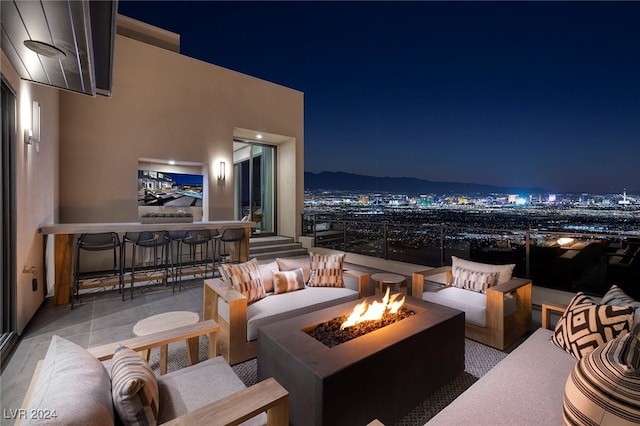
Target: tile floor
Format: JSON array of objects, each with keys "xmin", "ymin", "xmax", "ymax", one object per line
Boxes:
[{"xmin": 1, "ymin": 280, "xmax": 204, "ymax": 424}]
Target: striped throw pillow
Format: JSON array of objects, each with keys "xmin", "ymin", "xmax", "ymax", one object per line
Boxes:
[
  {"xmin": 273, "ymin": 268, "xmax": 306, "ymax": 294},
  {"xmin": 308, "ymin": 252, "xmax": 345, "ymax": 288},
  {"xmin": 552, "ymin": 293, "xmax": 634, "ymax": 360},
  {"xmin": 563, "ymin": 327, "xmax": 640, "ymax": 425},
  {"xmin": 221, "ymin": 258, "xmax": 266, "ymax": 304},
  {"xmin": 111, "ymin": 345, "xmax": 159, "ymax": 426},
  {"xmin": 452, "ymin": 267, "xmax": 500, "ymax": 293}
]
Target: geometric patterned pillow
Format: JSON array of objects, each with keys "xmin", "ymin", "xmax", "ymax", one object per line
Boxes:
[
  {"xmin": 272, "ymin": 268, "xmax": 306, "ymax": 294},
  {"xmin": 552, "ymin": 292, "xmax": 634, "ymax": 360},
  {"xmin": 451, "ymin": 256, "xmax": 515, "ymax": 285},
  {"xmin": 111, "ymin": 345, "xmax": 160, "ymax": 426},
  {"xmin": 308, "ymin": 252, "xmax": 345, "ymax": 288},
  {"xmin": 221, "ymin": 258, "xmax": 266, "ymax": 304},
  {"xmin": 451, "ymin": 267, "xmax": 500, "ymax": 293},
  {"xmin": 563, "ymin": 327, "xmax": 640, "ymax": 425},
  {"xmin": 601, "ymin": 284, "xmax": 640, "ymax": 325}
]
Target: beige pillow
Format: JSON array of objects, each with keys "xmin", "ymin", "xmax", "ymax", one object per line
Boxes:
[
  {"xmin": 221, "ymin": 258, "xmax": 266, "ymax": 304},
  {"xmin": 258, "ymin": 261, "xmax": 279, "ymax": 293},
  {"xmin": 273, "ymin": 268, "xmax": 306, "ymax": 294},
  {"xmin": 276, "ymin": 257, "xmax": 311, "ymax": 283},
  {"xmin": 452, "ymin": 267, "xmax": 500, "ymax": 293},
  {"xmin": 451, "ymin": 256, "xmax": 515, "ymax": 285},
  {"xmin": 111, "ymin": 345, "xmax": 159, "ymax": 425}
]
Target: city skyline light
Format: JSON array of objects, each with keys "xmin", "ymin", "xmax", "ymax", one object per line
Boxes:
[{"xmin": 118, "ymin": 1, "xmax": 640, "ymax": 194}]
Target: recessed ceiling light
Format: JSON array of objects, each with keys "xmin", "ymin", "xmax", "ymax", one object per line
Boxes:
[
  {"xmin": 23, "ymin": 40, "xmax": 66, "ymax": 59},
  {"xmin": 169, "ymin": 160, "xmax": 176, "ymax": 165},
  {"xmin": 256, "ymin": 134, "xmax": 263, "ymax": 139}
]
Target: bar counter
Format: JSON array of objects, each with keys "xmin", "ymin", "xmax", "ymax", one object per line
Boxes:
[{"xmin": 40, "ymin": 221, "xmax": 255, "ymax": 305}]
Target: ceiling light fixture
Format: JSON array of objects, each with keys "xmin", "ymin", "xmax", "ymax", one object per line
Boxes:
[
  {"xmin": 256, "ymin": 134, "xmax": 262, "ymax": 139},
  {"xmin": 23, "ymin": 40, "xmax": 66, "ymax": 59}
]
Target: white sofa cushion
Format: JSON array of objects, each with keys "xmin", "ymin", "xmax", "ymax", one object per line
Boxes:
[
  {"xmin": 218, "ymin": 286, "xmax": 359, "ymax": 341},
  {"xmin": 25, "ymin": 335, "xmax": 114, "ymax": 426},
  {"xmin": 421, "ymin": 284, "xmax": 516, "ymax": 327},
  {"xmin": 157, "ymin": 356, "xmax": 264, "ymax": 425},
  {"xmin": 427, "ymin": 328, "xmax": 577, "ymax": 425}
]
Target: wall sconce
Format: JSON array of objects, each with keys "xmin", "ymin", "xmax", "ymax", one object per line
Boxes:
[
  {"xmin": 24, "ymin": 101, "xmax": 40, "ymax": 146},
  {"xmin": 218, "ymin": 161, "xmax": 226, "ymax": 181}
]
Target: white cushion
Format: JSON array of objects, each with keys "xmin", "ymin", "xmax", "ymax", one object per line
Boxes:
[
  {"xmin": 258, "ymin": 260, "xmax": 279, "ymax": 293},
  {"xmin": 421, "ymin": 284, "xmax": 516, "ymax": 327},
  {"xmin": 451, "ymin": 256, "xmax": 515, "ymax": 285}
]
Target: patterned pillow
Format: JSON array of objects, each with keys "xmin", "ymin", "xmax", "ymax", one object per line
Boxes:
[
  {"xmin": 552, "ymin": 292, "xmax": 634, "ymax": 359},
  {"xmin": 563, "ymin": 327, "xmax": 640, "ymax": 424},
  {"xmin": 452, "ymin": 267, "xmax": 500, "ymax": 293},
  {"xmin": 221, "ymin": 258, "xmax": 265, "ymax": 304},
  {"xmin": 601, "ymin": 284, "xmax": 640, "ymax": 324},
  {"xmin": 276, "ymin": 257, "xmax": 311, "ymax": 283},
  {"xmin": 111, "ymin": 345, "xmax": 159, "ymax": 426},
  {"xmin": 308, "ymin": 252, "xmax": 345, "ymax": 287},
  {"xmin": 451, "ymin": 256, "xmax": 515, "ymax": 285},
  {"xmin": 272, "ymin": 268, "xmax": 306, "ymax": 294}
]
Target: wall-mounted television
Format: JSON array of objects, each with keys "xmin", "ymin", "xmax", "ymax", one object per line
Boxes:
[{"xmin": 138, "ymin": 169, "xmax": 204, "ymax": 220}]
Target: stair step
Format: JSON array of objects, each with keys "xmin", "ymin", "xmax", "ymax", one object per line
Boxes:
[
  {"xmin": 249, "ymin": 236, "xmax": 294, "ymax": 248},
  {"xmin": 251, "ymin": 248, "xmax": 309, "ymax": 261},
  {"xmin": 249, "ymin": 243, "xmax": 303, "ymax": 255}
]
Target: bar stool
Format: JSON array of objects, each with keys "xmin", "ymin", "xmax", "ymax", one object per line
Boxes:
[
  {"xmin": 121, "ymin": 231, "xmax": 169, "ymax": 300},
  {"xmin": 72, "ymin": 232, "xmax": 121, "ymax": 309},
  {"xmin": 218, "ymin": 227, "xmax": 245, "ymax": 266},
  {"xmin": 166, "ymin": 230, "xmax": 189, "ymax": 291},
  {"xmin": 176, "ymin": 229, "xmax": 213, "ymax": 291}
]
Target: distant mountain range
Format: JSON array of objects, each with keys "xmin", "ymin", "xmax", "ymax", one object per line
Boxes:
[{"xmin": 304, "ymin": 171, "xmax": 549, "ymax": 196}]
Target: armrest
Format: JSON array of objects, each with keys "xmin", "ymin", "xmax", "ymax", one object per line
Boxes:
[
  {"xmin": 162, "ymin": 377, "xmax": 289, "ymax": 426},
  {"xmin": 541, "ymin": 302, "xmax": 566, "ymax": 330},
  {"xmin": 87, "ymin": 320, "xmax": 219, "ymax": 361},
  {"xmin": 411, "ymin": 266, "xmax": 452, "ymax": 298},
  {"xmin": 17, "ymin": 361, "xmax": 44, "ymax": 424},
  {"xmin": 344, "ymin": 269, "xmax": 370, "ymax": 297},
  {"xmin": 487, "ymin": 277, "xmax": 531, "ymax": 294},
  {"xmin": 204, "ymin": 278, "xmax": 247, "ymax": 321}
]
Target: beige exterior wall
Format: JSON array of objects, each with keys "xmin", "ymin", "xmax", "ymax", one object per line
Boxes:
[
  {"xmin": 2, "ymin": 51, "xmax": 59, "ymax": 334},
  {"xmin": 59, "ymin": 35, "xmax": 304, "ymax": 237},
  {"xmin": 3, "ymin": 27, "xmax": 303, "ymax": 333}
]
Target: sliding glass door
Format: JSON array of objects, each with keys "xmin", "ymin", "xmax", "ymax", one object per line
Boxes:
[
  {"xmin": 233, "ymin": 140, "xmax": 276, "ymax": 236},
  {"xmin": 1, "ymin": 78, "xmax": 17, "ymax": 370}
]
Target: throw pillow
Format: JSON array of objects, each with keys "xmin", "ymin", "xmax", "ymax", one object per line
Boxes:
[
  {"xmin": 601, "ymin": 284, "xmax": 640, "ymax": 325},
  {"xmin": 258, "ymin": 260, "xmax": 279, "ymax": 293},
  {"xmin": 563, "ymin": 327, "xmax": 640, "ymax": 425},
  {"xmin": 111, "ymin": 345, "xmax": 160, "ymax": 426},
  {"xmin": 221, "ymin": 258, "xmax": 265, "ymax": 304},
  {"xmin": 552, "ymin": 292, "xmax": 634, "ymax": 360},
  {"xmin": 308, "ymin": 252, "xmax": 346, "ymax": 288},
  {"xmin": 25, "ymin": 335, "xmax": 114, "ymax": 426},
  {"xmin": 276, "ymin": 257, "xmax": 311, "ymax": 283},
  {"xmin": 451, "ymin": 266, "xmax": 500, "ymax": 293},
  {"xmin": 450, "ymin": 256, "xmax": 515, "ymax": 285},
  {"xmin": 272, "ymin": 268, "xmax": 306, "ymax": 294}
]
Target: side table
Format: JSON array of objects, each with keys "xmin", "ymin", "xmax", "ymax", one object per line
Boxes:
[
  {"xmin": 371, "ymin": 272, "xmax": 407, "ymax": 296},
  {"xmin": 133, "ymin": 310, "xmax": 200, "ymax": 375}
]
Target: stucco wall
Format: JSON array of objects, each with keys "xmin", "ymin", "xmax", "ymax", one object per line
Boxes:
[
  {"xmin": 2, "ymin": 51, "xmax": 59, "ymax": 334},
  {"xmin": 59, "ymin": 35, "xmax": 304, "ymax": 237}
]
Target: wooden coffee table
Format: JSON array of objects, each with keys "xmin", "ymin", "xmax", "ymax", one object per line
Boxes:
[
  {"xmin": 371, "ymin": 272, "xmax": 407, "ymax": 295},
  {"xmin": 133, "ymin": 311, "xmax": 200, "ymax": 374}
]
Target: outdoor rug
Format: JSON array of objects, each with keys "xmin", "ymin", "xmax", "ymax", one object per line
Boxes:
[{"xmin": 149, "ymin": 330, "xmax": 533, "ymax": 425}]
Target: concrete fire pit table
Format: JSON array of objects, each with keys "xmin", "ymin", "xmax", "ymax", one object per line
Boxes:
[{"xmin": 257, "ymin": 295, "xmax": 465, "ymax": 426}]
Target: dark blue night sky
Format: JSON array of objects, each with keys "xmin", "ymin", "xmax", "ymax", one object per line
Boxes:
[{"xmin": 118, "ymin": 1, "xmax": 640, "ymax": 194}]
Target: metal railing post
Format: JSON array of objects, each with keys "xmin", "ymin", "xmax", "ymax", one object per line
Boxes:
[
  {"xmin": 440, "ymin": 225, "xmax": 445, "ymax": 266},
  {"xmin": 525, "ymin": 231, "xmax": 531, "ymax": 278},
  {"xmin": 383, "ymin": 223, "xmax": 388, "ymax": 260},
  {"xmin": 343, "ymin": 221, "xmax": 347, "ymax": 252}
]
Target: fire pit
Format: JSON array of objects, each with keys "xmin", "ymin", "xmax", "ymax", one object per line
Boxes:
[{"xmin": 257, "ymin": 294, "xmax": 465, "ymax": 426}]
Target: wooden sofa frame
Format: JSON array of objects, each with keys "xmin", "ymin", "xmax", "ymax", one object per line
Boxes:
[
  {"xmin": 204, "ymin": 269, "xmax": 370, "ymax": 365},
  {"xmin": 412, "ymin": 266, "xmax": 532, "ymax": 350},
  {"xmin": 19, "ymin": 320, "xmax": 289, "ymax": 426}
]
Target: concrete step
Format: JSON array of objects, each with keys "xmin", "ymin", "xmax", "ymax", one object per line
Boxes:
[
  {"xmin": 251, "ymin": 248, "xmax": 309, "ymax": 261},
  {"xmin": 250, "ymin": 242, "xmax": 304, "ymax": 255},
  {"xmin": 249, "ymin": 236, "xmax": 294, "ymax": 248}
]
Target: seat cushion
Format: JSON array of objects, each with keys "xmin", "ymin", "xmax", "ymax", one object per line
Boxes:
[
  {"xmin": 25, "ymin": 335, "xmax": 114, "ymax": 426},
  {"xmin": 421, "ymin": 284, "xmax": 516, "ymax": 327},
  {"xmin": 552, "ymin": 292, "xmax": 634, "ymax": 360},
  {"xmin": 563, "ymin": 326, "xmax": 640, "ymax": 425},
  {"xmin": 218, "ymin": 286, "xmax": 359, "ymax": 341},
  {"xmin": 110, "ymin": 345, "xmax": 159, "ymax": 426},
  {"xmin": 157, "ymin": 356, "xmax": 264, "ymax": 425}
]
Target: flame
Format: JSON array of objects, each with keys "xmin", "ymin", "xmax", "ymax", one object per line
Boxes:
[{"xmin": 341, "ymin": 288, "xmax": 405, "ymax": 329}]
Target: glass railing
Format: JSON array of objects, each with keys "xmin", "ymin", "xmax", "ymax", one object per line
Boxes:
[{"xmin": 302, "ymin": 213, "xmax": 640, "ymax": 297}]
